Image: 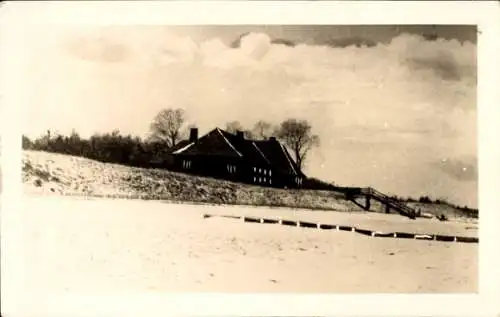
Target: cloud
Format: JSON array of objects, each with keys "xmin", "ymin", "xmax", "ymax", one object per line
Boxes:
[
  {"xmin": 65, "ymin": 36, "xmax": 129, "ymax": 63},
  {"xmin": 434, "ymin": 157, "xmax": 477, "ymax": 181},
  {"xmin": 53, "ymin": 30, "xmax": 478, "ymax": 143},
  {"xmin": 399, "ymin": 35, "xmax": 476, "ymax": 82},
  {"xmin": 232, "ymin": 33, "xmax": 376, "ymax": 50},
  {"xmin": 271, "ymin": 38, "xmax": 296, "ymax": 47},
  {"xmin": 238, "ymin": 32, "xmax": 273, "ymax": 60},
  {"xmin": 23, "ymin": 27, "xmax": 477, "ymax": 207},
  {"xmin": 406, "ymin": 48, "xmax": 461, "ymax": 81},
  {"xmin": 325, "ymin": 36, "xmax": 377, "ymax": 48},
  {"xmin": 230, "ymin": 32, "xmax": 249, "ymax": 48}
]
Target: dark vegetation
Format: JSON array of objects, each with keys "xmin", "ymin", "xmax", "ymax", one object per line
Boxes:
[
  {"xmin": 23, "ymin": 130, "xmax": 167, "ymax": 169},
  {"xmin": 389, "ymin": 194, "xmax": 477, "ymax": 217}
]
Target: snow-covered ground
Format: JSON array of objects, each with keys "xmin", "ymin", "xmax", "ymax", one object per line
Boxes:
[
  {"xmin": 12, "ymin": 195, "xmax": 477, "ymax": 295},
  {"xmin": 11, "ymin": 150, "xmax": 477, "ymax": 298},
  {"xmin": 22, "ymin": 150, "xmax": 478, "ymax": 221},
  {"xmin": 22, "ymin": 150, "xmax": 357, "ymax": 212}
]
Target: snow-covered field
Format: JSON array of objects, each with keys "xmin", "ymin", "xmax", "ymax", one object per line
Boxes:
[
  {"xmin": 22, "ymin": 150, "xmax": 478, "ymax": 221},
  {"xmin": 13, "ymin": 195, "xmax": 477, "ymax": 294},
  {"xmin": 12, "ymin": 150, "xmax": 477, "ymax": 294},
  {"xmin": 22, "ymin": 150, "xmax": 357, "ymax": 212}
]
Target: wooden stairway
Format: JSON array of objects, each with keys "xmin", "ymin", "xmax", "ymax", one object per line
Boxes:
[{"xmin": 344, "ymin": 187, "xmax": 417, "ymax": 219}]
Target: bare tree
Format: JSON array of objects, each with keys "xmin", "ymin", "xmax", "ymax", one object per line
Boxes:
[
  {"xmin": 225, "ymin": 121, "xmax": 254, "ymax": 139},
  {"xmin": 186, "ymin": 123, "xmax": 197, "ymax": 130},
  {"xmin": 252, "ymin": 120, "xmax": 274, "ymax": 140},
  {"xmin": 149, "ymin": 108, "xmax": 185, "ymax": 147},
  {"xmin": 225, "ymin": 121, "xmax": 244, "ymax": 134},
  {"xmin": 275, "ymin": 118, "xmax": 319, "ymax": 172}
]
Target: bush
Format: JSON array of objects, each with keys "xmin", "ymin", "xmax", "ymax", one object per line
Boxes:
[
  {"xmin": 438, "ymin": 214, "xmax": 448, "ymax": 221},
  {"xmin": 22, "ymin": 135, "xmax": 34, "ymax": 150},
  {"xmin": 419, "ymin": 196, "xmax": 432, "ymax": 203},
  {"xmin": 25, "ymin": 130, "xmax": 174, "ymax": 170},
  {"xmin": 302, "ymin": 177, "xmax": 337, "ymax": 191}
]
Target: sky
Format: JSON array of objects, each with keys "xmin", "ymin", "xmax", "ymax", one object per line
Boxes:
[{"xmin": 19, "ymin": 25, "xmax": 477, "ymax": 208}]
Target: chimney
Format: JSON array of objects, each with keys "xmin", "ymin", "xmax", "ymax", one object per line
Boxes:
[
  {"xmin": 236, "ymin": 130, "xmax": 244, "ymax": 140},
  {"xmin": 189, "ymin": 128, "xmax": 198, "ymax": 143},
  {"xmin": 269, "ymin": 136, "xmax": 276, "ymax": 141}
]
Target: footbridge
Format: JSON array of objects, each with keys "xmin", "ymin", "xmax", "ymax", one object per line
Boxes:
[{"xmin": 343, "ymin": 187, "xmax": 417, "ymax": 219}]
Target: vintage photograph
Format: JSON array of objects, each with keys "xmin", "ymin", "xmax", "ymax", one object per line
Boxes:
[{"xmin": 18, "ymin": 24, "xmax": 478, "ymax": 293}]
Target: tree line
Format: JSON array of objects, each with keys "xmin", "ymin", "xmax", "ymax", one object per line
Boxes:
[
  {"xmin": 23, "ymin": 108, "xmax": 320, "ymax": 173},
  {"xmin": 22, "ymin": 129, "xmax": 168, "ymax": 168}
]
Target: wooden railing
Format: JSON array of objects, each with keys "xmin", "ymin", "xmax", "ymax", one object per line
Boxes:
[{"xmin": 350, "ymin": 187, "xmax": 416, "ymax": 219}]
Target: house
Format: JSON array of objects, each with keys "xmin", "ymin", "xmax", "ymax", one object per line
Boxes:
[{"xmin": 168, "ymin": 127, "xmax": 305, "ymax": 188}]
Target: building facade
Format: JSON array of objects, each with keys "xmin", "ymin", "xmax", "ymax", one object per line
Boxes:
[{"xmin": 169, "ymin": 127, "xmax": 305, "ymax": 189}]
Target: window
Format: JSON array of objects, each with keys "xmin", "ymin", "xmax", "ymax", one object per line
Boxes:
[
  {"xmin": 254, "ymin": 167, "xmax": 256, "ymax": 172},
  {"xmin": 270, "ymin": 179, "xmax": 272, "ymax": 185},
  {"xmin": 259, "ymin": 168, "xmax": 262, "ymax": 173},
  {"xmin": 259, "ymin": 177, "xmax": 261, "ymax": 183},
  {"xmin": 295, "ymin": 177, "xmax": 302, "ymax": 185},
  {"xmin": 263, "ymin": 177, "xmax": 266, "ymax": 183},
  {"xmin": 263, "ymin": 169, "xmax": 267, "ymax": 175},
  {"xmin": 227, "ymin": 164, "xmax": 237, "ymax": 173},
  {"xmin": 183, "ymin": 160, "xmax": 192, "ymax": 169},
  {"xmin": 269, "ymin": 170, "xmax": 272, "ymax": 176},
  {"xmin": 253, "ymin": 176, "xmax": 256, "ymax": 183}
]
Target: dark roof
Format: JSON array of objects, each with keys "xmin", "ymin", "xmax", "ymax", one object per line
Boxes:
[
  {"xmin": 173, "ymin": 127, "xmax": 304, "ymax": 176},
  {"xmin": 166, "ymin": 140, "xmax": 192, "ymax": 154},
  {"xmin": 253, "ymin": 139, "xmax": 302, "ymax": 176},
  {"xmin": 219, "ymin": 129, "xmax": 270, "ymax": 166},
  {"xmin": 172, "ymin": 128, "xmax": 241, "ymax": 157}
]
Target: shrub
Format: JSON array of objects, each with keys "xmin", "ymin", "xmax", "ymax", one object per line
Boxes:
[
  {"xmin": 302, "ymin": 177, "xmax": 337, "ymax": 191},
  {"xmin": 419, "ymin": 196, "xmax": 432, "ymax": 203}
]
